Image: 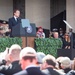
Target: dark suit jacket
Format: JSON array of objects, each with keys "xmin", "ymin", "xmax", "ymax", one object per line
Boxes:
[
  {"xmin": 0, "ymin": 73, "xmax": 5, "ymax": 75},
  {"xmin": 66, "ymin": 70, "xmax": 75, "ymax": 75},
  {"xmin": 8, "ymin": 17, "xmax": 21, "ymax": 37},
  {"xmin": 0, "ymin": 61, "xmax": 22, "ymax": 75},
  {"xmin": 63, "ymin": 68, "xmax": 71, "ymax": 73},
  {"xmin": 42, "ymin": 67, "xmax": 61, "ymax": 75},
  {"xmin": 14, "ymin": 67, "xmax": 47, "ymax": 75}
]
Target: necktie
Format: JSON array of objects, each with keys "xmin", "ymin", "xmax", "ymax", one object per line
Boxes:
[{"xmin": 15, "ymin": 18, "xmax": 18, "ymax": 22}]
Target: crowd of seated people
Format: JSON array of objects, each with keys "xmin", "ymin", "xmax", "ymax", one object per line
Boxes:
[
  {"xmin": 48, "ymin": 28, "xmax": 73, "ymax": 49},
  {"xmin": 36, "ymin": 26, "xmax": 73, "ymax": 49},
  {"xmin": 0, "ymin": 44, "xmax": 75, "ymax": 75}
]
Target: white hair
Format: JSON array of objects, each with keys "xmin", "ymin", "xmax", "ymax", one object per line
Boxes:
[{"xmin": 42, "ymin": 54, "xmax": 56, "ymax": 63}]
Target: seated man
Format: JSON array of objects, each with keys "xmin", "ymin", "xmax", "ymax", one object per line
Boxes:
[{"xmin": 53, "ymin": 32, "xmax": 59, "ymax": 39}]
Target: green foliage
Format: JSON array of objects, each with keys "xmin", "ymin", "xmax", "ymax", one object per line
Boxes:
[
  {"xmin": 0, "ymin": 37, "xmax": 22, "ymax": 52},
  {"xmin": 35, "ymin": 38, "xmax": 62, "ymax": 57},
  {"xmin": 0, "ymin": 37, "xmax": 62, "ymax": 57}
]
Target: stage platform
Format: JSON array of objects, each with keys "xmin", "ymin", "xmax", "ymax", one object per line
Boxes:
[{"xmin": 57, "ymin": 49, "xmax": 75, "ymax": 59}]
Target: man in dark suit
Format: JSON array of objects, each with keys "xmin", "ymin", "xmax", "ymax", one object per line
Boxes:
[
  {"xmin": 0, "ymin": 44, "xmax": 22, "ymax": 75},
  {"xmin": 14, "ymin": 47, "xmax": 47, "ymax": 75},
  {"xmin": 8, "ymin": 9, "xmax": 21, "ymax": 37}
]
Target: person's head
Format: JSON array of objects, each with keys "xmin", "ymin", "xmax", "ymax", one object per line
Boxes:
[
  {"xmin": 52, "ymin": 28, "xmax": 58, "ymax": 32},
  {"xmin": 60, "ymin": 57, "xmax": 71, "ymax": 69},
  {"xmin": 69, "ymin": 28, "xmax": 73, "ymax": 32},
  {"xmin": 53, "ymin": 32, "xmax": 59, "ymax": 38},
  {"xmin": 13, "ymin": 9, "xmax": 20, "ymax": 18},
  {"xmin": 64, "ymin": 33, "xmax": 70, "ymax": 42},
  {"xmin": 41, "ymin": 54, "xmax": 56, "ymax": 70},
  {"xmin": 36, "ymin": 52, "xmax": 46, "ymax": 65},
  {"xmin": 59, "ymin": 28, "xmax": 63, "ymax": 34},
  {"xmin": 8, "ymin": 44, "xmax": 21, "ymax": 63},
  {"xmin": 38, "ymin": 27, "xmax": 43, "ymax": 33},
  {"xmin": 64, "ymin": 33, "xmax": 69, "ymax": 38},
  {"xmin": 56, "ymin": 56, "xmax": 64, "ymax": 69},
  {"xmin": 19, "ymin": 47, "xmax": 37, "ymax": 70}
]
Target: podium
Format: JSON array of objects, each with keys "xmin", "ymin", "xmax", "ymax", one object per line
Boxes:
[
  {"xmin": 21, "ymin": 37, "xmax": 35, "ymax": 48},
  {"xmin": 12, "ymin": 19, "xmax": 36, "ymax": 48},
  {"xmin": 21, "ymin": 23, "xmax": 36, "ymax": 48},
  {"xmin": 57, "ymin": 49, "xmax": 75, "ymax": 59}
]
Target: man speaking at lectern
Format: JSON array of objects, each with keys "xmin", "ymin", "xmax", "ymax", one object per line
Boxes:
[{"xmin": 8, "ymin": 9, "xmax": 21, "ymax": 37}]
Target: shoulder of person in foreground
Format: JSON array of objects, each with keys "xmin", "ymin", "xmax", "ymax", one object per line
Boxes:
[
  {"xmin": 66, "ymin": 70, "xmax": 75, "ymax": 75},
  {"xmin": 13, "ymin": 70, "xmax": 28, "ymax": 75},
  {"xmin": 0, "ymin": 64, "xmax": 11, "ymax": 74},
  {"xmin": 13, "ymin": 69, "xmax": 49, "ymax": 75},
  {"xmin": 42, "ymin": 69, "xmax": 51, "ymax": 75},
  {"xmin": 0, "ymin": 73, "xmax": 5, "ymax": 75}
]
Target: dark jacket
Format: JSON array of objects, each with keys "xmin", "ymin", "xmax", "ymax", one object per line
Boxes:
[
  {"xmin": 62, "ymin": 38, "xmax": 71, "ymax": 49},
  {"xmin": 42, "ymin": 67, "xmax": 61, "ymax": 75},
  {"xmin": 0, "ymin": 61, "xmax": 22, "ymax": 75},
  {"xmin": 66, "ymin": 70, "xmax": 75, "ymax": 75},
  {"xmin": 14, "ymin": 67, "xmax": 47, "ymax": 75},
  {"xmin": 63, "ymin": 68, "xmax": 71, "ymax": 73},
  {"xmin": 8, "ymin": 17, "xmax": 21, "ymax": 37}
]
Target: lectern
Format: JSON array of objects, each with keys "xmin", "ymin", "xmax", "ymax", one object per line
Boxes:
[{"xmin": 12, "ymin": 19, "xmax": 36, "ymax": 48}]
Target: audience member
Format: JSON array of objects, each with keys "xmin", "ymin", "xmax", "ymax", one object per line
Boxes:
[
  {"xmin": 66, "ymin": 70, "xmax": 75, "ymax": 75},
  {"xmin": 65, "ymin": 58, "xmax": 75, "ymax": 75},
  {"xmin": 14, "ymin": 47, "xmax": 47, "ymax": 75},
  {"xmin": 68, "ymin": 28, "xmax": 74, "ymax": 49},
  {"xmin": 52, "ymin": 28, "xmax": 58, "ymax": 32},
  {"xmin": 36, "ymin": 27, "xmax": 45, "ymax": 38},
  {"xmin": 59, "ymin": 57, "xmax": 71, "ymax": 73},
  {"xmin": 41, "ymin": 54, "xmax": 61, "ymax": 75},
  {"xmin": 59, "ymin": 28, "xmax": 64, "ymax": 39},
  {"xmin": 36, "ymin": 52, "xmax": 46, "ymax": 69},
  {"xmin": 62, "ymin": 33, "xmax": 71, "ymax": 49},
  {"xmin": 56, "ymin": 57, "xmax": 64, "ymax": 69},
  {"xmin": 71, "ymin": 58, "xmax": 75, "ymax": 70},
  {"xmin": 68, "ymin": 28, "xmax": 73, "ymax": 37},
  {"xmin": 0, "ymin": 44, "xmax": 22, "ymax": 75},
  {"xmin": 0, "ymin": 47, "xmax": 9, "ymax": 66},
  {"xmin": 49, "ymin": 30, "xmax": 53, "ymax": 38},
  {"xmin": 53, "ymin": 32, "xmax": 59, "ymax": 39}
]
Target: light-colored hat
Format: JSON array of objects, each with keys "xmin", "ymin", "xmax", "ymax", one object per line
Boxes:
[
  {"xmin": 9, "ymin": 44, "xmax": 21, "ymax": 54},
  {"xmin": 36, "ymin": 52, "xmax": 46, "ymax": 64},
  {"xmin": 20, "ymin": 47, "xmax": 36, "ymax": 59},
  {"xmin": 60, "ymin": 57, "xmax": 71, "ymax": 68}
]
